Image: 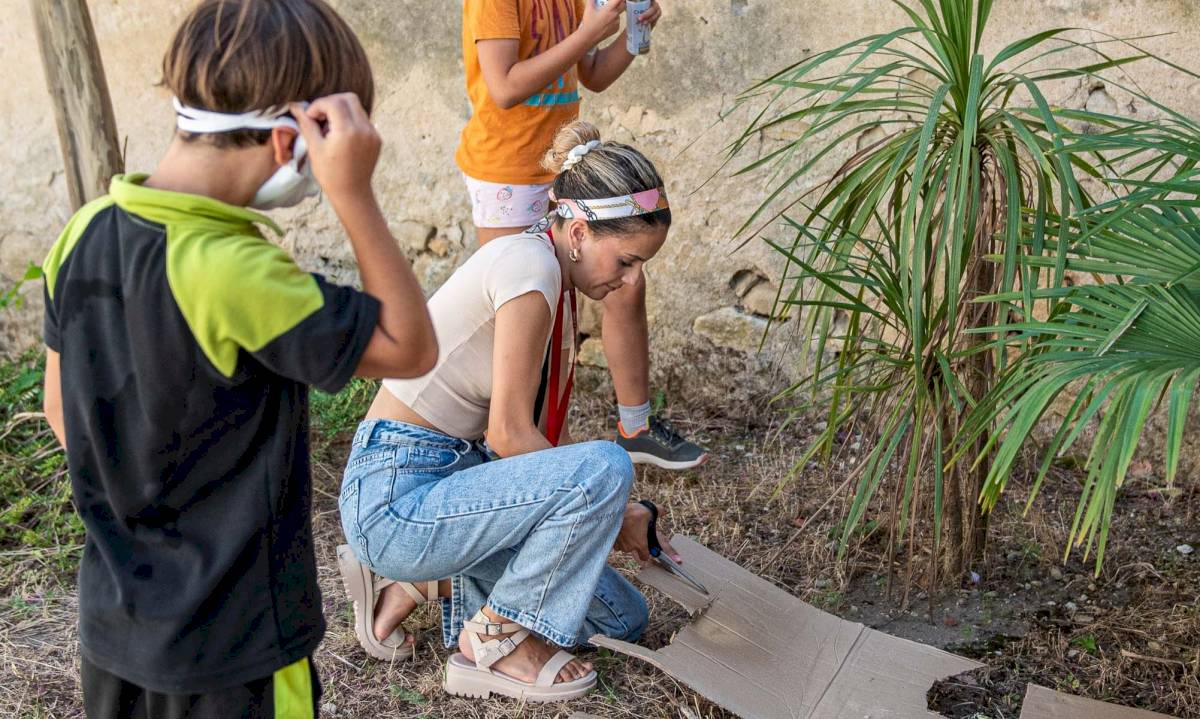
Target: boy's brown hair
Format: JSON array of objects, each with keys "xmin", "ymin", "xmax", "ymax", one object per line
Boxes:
[{"xmin": 163, "ymin": 0, "xmax": 375, "ymax": 148}]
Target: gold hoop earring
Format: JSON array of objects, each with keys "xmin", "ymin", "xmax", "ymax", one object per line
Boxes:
[{"xmin": 569, "ymin": 248, "xmax": 580, "ymax": 262}]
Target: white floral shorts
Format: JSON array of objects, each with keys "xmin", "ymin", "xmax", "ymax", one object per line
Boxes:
[{"xmin": 462, "ymin": 173, "xmax": 553, "ymax": 229}]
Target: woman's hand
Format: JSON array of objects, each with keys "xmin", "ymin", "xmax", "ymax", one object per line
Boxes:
[{"xmin": 614, "ymin": 501, "xmax": 682, "ymax": 565}]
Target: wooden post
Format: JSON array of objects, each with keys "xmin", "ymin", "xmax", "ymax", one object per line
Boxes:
[{"xmin": 31, "ymin": 0, "xmax": 124, "ymax": 211}]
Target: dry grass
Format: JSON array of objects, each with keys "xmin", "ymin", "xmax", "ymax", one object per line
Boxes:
[{"xmin": 1, "ymin": 351, "xmax": 1197, "ymax": 718}]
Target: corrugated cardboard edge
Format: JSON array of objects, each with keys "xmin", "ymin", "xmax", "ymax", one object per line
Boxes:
[
  {"xmin": 1019, "ymin": 684, "xmax": 1178, "ymax": 719},
  {"xmin": 593, "ymin": 535, "xmax": 982, "ymax": 719}
]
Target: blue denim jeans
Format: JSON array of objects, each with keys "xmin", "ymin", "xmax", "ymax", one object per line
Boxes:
[{"xmin": 339, "ymin": 419, "xmax": 648, "ymax": 649}]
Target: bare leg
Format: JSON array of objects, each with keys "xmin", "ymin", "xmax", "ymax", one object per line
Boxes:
[
  {"xmin": 373, "ymin": 579, "xmax": 452, "ymax": 643},
  {"xmin": 601, "ymin": 274, "xmax": 650, "ymax": 408},
  {"xmin": 600, "ymin": 274, "xmax": 710, "ymax": 469}
]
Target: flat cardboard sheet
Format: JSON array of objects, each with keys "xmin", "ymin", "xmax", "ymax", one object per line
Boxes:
[
  {"xmin": 591, "ymin": 536, "xmax": 983, "ymax": 719},
  {"xmin": 1020, "ymin": 684, "xmax": 1177, "ymax": 719}
]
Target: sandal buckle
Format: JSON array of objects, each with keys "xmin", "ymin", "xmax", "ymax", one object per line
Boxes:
[
  {"xmin": 483, "ymin": 622, "xmax": 505, "ymax": 636},
  {"xmin": 498, "ymin": 637, "xmax": 517, "ymax": 655}
]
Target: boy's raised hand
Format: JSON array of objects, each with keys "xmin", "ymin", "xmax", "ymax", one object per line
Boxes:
[
  {"xmin": 581, "ymin": 0, "xmax": 624, "ymax": 44},
  {"xmin": 290, "ymin": 94, "xmax": 381, "ymax": 199}
]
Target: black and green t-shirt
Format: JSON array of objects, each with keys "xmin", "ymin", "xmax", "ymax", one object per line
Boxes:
[{"xmin": 42, "ymin": 174, "xmax": 380, "ymax": 693}]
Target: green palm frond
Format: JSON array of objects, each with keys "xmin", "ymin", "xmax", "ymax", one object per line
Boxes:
[
  {"xmin": 958, "ymin": 201, "xmax": 1200, "ymax": 572},
  {"xmin": 963, "ymin": 280, "xmax": 1200, "ymax": 569},
  {"xmin": 1016, "ymin": 204, "xmax": 1200, "ymax": 287}
]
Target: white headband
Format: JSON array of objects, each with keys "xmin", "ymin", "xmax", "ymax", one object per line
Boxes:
[
  {"xmin": 173, "ymin": 97, "xmax": 300, "ymax": 134},
  {"xmin": 560, "ymin": 140, "xmax": 601, "ymax": 172}
]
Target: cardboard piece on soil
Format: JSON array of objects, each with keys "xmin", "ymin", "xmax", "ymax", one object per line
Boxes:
[
  {"xmin": 1019, "ymin": 684, "xmax": 1177, "ymax": 719},
  {"xmin": 591, "ymin": 536, "xmax": 982, "ymax": 719}
]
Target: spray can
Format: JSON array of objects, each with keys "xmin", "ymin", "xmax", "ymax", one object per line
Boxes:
[
  {"xmin": 625, "ymin": 0, "xmax": 652, "ymax": 55},
  {"xmin": 595, "ymin": 0, "xmax": 651, "ymax": 55}
]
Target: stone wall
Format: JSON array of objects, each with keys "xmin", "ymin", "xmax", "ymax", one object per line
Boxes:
[{"xmin": 2, "ymin": 0, "xmax": 1198, "ymax": 384}]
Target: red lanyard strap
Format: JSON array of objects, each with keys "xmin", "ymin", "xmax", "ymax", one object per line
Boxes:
[
  {"xmin": 544, "ymin": 288, "xmax": 577, "ymax": 446},
  {"xmin": 529, "ymin": 226, "xmax": 577, "ymax": 447}
]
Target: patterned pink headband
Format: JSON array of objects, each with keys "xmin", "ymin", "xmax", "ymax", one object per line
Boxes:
[{"xmin": 552, "ymin": 188, "xmax": 669, "ymax": 221}]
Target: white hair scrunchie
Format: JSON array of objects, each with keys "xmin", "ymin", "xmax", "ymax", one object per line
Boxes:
[{"xmin": 561, "ymin": 139, "xmax": 602, "ymax": 172}]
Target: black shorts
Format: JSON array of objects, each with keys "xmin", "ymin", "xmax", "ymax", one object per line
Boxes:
[{"xmin": 82, "ymin": 655, "xmax": 322, "ymax": 719}]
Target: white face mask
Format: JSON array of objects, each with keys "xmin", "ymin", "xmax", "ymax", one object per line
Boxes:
[
  {"xmin": 173, "ymin": 97, "xmax": 319, "ymax": 210},
  {"xmin": 249, "ymin": 134, "xmax": 319, "ymax": 210}
]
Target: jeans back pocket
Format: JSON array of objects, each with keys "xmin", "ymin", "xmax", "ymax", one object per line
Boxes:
[{"xmin": 388, "ymin": 445, "xmax": 460, "ymax": 505}]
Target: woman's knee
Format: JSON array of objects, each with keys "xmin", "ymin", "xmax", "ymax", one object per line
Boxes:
[{"xmin": 578, "ymin": 440, "xmax": 634, "ymax": 504}]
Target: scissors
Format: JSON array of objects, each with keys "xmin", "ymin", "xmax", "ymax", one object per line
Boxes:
[{"xmin": 638, "ymin": 499, "xmax": 709, "ymax": 595}]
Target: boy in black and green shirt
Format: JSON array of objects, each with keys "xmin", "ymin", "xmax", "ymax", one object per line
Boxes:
[{"xmin": 40, "ymin": 1, "xmax": 437, "ymax": 716}]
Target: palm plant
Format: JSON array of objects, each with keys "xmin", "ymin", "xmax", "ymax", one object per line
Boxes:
[
  {"xmin": 960, "ymin": 106, "xmax": 1200, "ymax": 571},
  {"xmin": 725, "ymin": 0, "xmax": 1189, "ymax": 588}
]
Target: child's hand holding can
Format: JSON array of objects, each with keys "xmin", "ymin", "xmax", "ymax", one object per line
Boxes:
[{"xmin": 583, "ymin": 0, "xmax": 625, "ymax": 45}]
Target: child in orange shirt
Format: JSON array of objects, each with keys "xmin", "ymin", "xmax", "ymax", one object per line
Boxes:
[{"xmin": 458, "ymin": 0, "xmax": 708, "ymax": 469}]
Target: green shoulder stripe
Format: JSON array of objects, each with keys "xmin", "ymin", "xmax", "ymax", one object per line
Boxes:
[
  {"xmin": 272, "ymin": 656, "xmax": 314, "ymax": 719},
  {"xmin": 43, "ymin": 195, "xmax": 117, "ymax": 299},
  {"xmin": 166, "ymin": 229, "xmax": 325, "ymax": 378}
]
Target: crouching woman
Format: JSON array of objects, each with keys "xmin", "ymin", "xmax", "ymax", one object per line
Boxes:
[{"xmin": 337, "ymin": 120, "xmax": 682, "ymax": 703}]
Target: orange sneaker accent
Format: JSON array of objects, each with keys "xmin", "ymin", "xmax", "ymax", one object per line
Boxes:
[{"xmin": 617, "ymin": 421, "xmax": 646, "ymax": 440}]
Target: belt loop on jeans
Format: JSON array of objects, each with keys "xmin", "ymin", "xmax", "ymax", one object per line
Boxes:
[{"xmin": 355, "ymin": 419, "xmax": 379, "ymax": 449}]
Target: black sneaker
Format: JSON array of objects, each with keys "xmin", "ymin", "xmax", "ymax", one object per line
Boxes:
[{"xmin": 616, "ymin": 415, "xmax": 709, "ymax": 470}]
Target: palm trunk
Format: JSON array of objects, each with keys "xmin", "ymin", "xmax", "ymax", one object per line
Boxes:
[{"xmin": 942, "ymin": 147, "xmax": 1003, "ymax": 580}]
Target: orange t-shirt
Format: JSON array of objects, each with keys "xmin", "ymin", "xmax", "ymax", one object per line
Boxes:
[{"xmin": 457, "ymin": 0, "xmax": 587, "ymax": 184}]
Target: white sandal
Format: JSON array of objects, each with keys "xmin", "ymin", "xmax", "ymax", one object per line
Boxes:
[
  {"xmin": 336, "ymin": 544, "xmax": 437, "ymax": 661},
  {"xmin": 443, "ymin": 609, "xmax": 596, "ymax": 702}
]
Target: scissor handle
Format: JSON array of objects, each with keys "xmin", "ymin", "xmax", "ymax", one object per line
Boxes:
[{"xmin": 638, "ymin": 499, "xmax": 662, "ymax": 558}]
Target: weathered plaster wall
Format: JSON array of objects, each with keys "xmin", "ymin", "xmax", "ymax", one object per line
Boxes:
[{"xmin": 2, "ymin": 0, "xmax": 1198, "ymax": 382}]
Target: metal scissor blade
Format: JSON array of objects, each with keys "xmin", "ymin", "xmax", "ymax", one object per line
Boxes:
[{"xmin": 655, "ymin": 553, "xmax": 710, "ymax": 595}]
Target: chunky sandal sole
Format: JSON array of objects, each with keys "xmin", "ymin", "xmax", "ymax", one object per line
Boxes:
[
  {"xmin": 336, "ymin": 544, "xmax": 415, "ymax": 661},
  {"xmin": 443, "ymin": 653, "xmax": 595, "ymax": 702}
]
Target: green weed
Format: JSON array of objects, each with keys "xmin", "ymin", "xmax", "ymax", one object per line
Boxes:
[
  {"xmin": 0, "ymin": 351, "xmax": 79, "ymax": 555},
  {"xmin": 1072, "ymin": 633, "xmax": 1099, "ymax": 654},
  {"xmin": 312, "ymin": 378, "xmax": 379, "ymax": 458},
  {"xmin": 388, "ymin": 685, "xmax": 428, "ymax": 705}
]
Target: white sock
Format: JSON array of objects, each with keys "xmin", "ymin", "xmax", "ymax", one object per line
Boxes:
[{"xmin": 618, "ymin": 401, "xmax": 652, "ymax": 435}]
